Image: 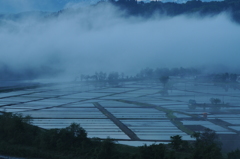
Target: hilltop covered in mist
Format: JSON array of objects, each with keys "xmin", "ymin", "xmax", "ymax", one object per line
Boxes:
[
  {"xmin": 0, "ymin": 0, "xmax": 240, "ymax": 81},
  {"xmin": 46, "ymin": 0, "xmax": 240, "ymax": 23}
]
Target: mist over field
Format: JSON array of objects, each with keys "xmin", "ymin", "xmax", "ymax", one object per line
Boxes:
[
  {"xmin": 0, "ymin": 2, "xmax": 240, "ymax": 80},
  {"xmin": 1, "ymin": 2, "xmax": 240, "ymax": 156}
]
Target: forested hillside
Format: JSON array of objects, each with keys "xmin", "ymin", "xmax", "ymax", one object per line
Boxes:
[{"xmin": 106, "ymin": 0, "xmax": 240, "ymax": 23}]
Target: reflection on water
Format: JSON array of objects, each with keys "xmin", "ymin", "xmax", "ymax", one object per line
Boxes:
[{"xmin": 0, "ymin": 79, "xmax": 239, "ymax": 146}]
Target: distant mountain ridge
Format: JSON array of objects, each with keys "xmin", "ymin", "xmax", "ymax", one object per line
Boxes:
[
  {"xmin": 107, "ymin": 0, "xmax": 240, "ymax": 23},
  {"xmin": 1, "ymin": 0, "xmax": 238, "ymax": 18}
]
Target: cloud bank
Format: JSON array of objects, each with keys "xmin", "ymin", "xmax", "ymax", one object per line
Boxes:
[{"xmin": 0, "ymin": 3, "xmax": 240, "ymax": 80}]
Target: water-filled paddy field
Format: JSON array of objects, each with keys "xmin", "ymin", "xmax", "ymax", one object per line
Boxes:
[{"xmin": 0, "ymin": 78, "xmax": 240, "ymax": 147}]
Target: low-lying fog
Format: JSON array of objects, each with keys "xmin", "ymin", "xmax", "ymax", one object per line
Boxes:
[{"xmin": 0, "ymin": 2, "xmax": 240, "ymax": 80}]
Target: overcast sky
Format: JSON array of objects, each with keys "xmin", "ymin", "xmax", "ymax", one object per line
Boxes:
[{"xmin": 0, "ymin": 0, "xmax": 99, "ymax": 13}]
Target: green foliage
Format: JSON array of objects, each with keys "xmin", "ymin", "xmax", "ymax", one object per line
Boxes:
[
  {"xmin": 170, "ymin": 135, "xmax": 183, "ymax": 151},
  {"xmin": 0, "ymin": 112, "xmax": 39, "ymax": 145},
  {"xmin": 0, "ymin": 113, "xmax": 90, "ymax": 158},
  {"xmin": 139, "ymin": 143, "xmax": 167, "ymax": 159},
  {"xmin": 191, "ymin": 128, "xmax": 221, "ymax": 147},
  {"xmin": 191, "ymin": 129, "xmax": 223, "ymax": 159},
  {"xmin": 40, "ymin": 123, "xmax": 88, "ymax": 151},
  {"xmin": 192, "ymin": 143, "xmax": 223, "ymax": 159},
  {"xmin": 227, "ymin": 149, "xmax": 240, "ymax": 159},
  {"xmin": 97, "ymin": 137, "xmax": 118, "ymax": 159}
]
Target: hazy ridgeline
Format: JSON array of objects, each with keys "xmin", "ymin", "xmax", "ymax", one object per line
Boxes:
[{"xmin": 0, "ymin": 1, "xmax": 240, "ymax": 81}]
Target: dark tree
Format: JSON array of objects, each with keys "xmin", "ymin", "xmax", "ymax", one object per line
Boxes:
[
  {"xmin": 170, "ymin": 135, "xmax": 183, "ymax": 151},
  {"xmin": 98, "ymin": 137, "xmax": 117, "ymax": 159},
  {"xmin": 191, "ymin": 129, "xmax": 223, "ymax": 159},
  {"xmin": 108, "ymin": 72, "xmax": 119, "ymax": 81},
  {"xmin": 140, "ymin": 143, "xmax": 167, "ymax": 159},
  {"xmin": 159, "ymin": 76, "xmax": 169, "ymax": 87},
  {"xmin": 228, "ymin": 149, "xmax": 240, "ymax": 159},
  {"xmin": 210, "ymin": 98, "xmax": 221, "ymax": 104}
]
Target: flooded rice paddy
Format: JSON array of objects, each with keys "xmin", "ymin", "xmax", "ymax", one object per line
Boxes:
[{"xmin": 0, "ymin": 78, "xmax": 240, "ymax": 146}]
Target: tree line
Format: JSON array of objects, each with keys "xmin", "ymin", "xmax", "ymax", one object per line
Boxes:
[{"xmin": 78, "ymin": 67, "xmax": 200, "ymax": 82}]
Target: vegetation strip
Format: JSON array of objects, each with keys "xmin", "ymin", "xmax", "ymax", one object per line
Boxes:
[{"xmin": 93, "ymin": 102, "xmax": 140, "ymax": 141}]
